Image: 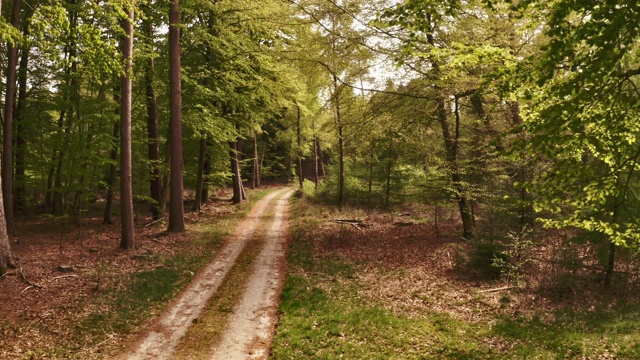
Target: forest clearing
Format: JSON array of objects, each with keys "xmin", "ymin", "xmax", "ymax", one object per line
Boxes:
[{"xmin": 2, "ymin": 0, "xmax": 640, "ymax": 358}]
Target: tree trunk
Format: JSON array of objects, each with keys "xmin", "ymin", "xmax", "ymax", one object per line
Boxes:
[
  {"xmin": 297, "ymin": 105, "xmax": 304, "ymax": 189},
  {"xmin": 230, "ymin": 141, "xmax": 243, "ymax": 204},
  {"xmin": 159, "ymin": 135, "xmax": 171, "ymax": 217},
  {"xmin": 3, "ymin": 0, "xmax": 22, "ymax": 235},
  {"xmin": 193, "ymin": 138, "xmax": 206, "ymax": 211},
  {"xmin": 437, "ymin": 96, "xmax": 475, "ymax": 240},
  {"xmin": 15, "ymin": 19, "xmax": 31, "ymax": 213},
  {"xmin": 0, "ymin": 175, "xmax": 14, "ymax": 275},
  {"xmin": 385, "ymin": 158, "xmax": 392, "ymax": 207},
  {"xmin": 168, "ymin": 0, "xmax": 185, "ymax": 232},
  {"xmin": 144, "ymin": 10, "xmax": 162, "ymax": 221},
  {"xmin": 317, "ymin": 137, "xmax": 326, "ymax": 178},
  {"xmin": 252, "ymin": 132, "xmax": 259, "ymax": 189},
  {"xmin": 103, "ymin": 119, "xmax": 118, "ymax": 225},
  {"xmin": 120, "ymin": 6, "xmax": 135, "ymax": 249},
  {"xmin": 201, "ymin": 139, "xmax": 211, "ymax": 204},
  {"xmin": 332, "ymin": 75, "xmax": 345, "ymax": 209}
]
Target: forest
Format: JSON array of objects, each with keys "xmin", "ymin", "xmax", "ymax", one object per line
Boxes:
[{"xmin": 2, "ymin": 0, "xmax": 640, "ymax": 358}]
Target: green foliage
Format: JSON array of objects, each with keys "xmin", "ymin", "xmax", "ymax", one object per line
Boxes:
[{"xmin": 511, "ymin": 0, "xmax": 640, "ymax": 247}]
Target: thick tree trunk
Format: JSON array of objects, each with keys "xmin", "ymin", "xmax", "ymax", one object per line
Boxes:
[
  {"xmin": 193, "ymin": 138, "xmax": 206, "ymax": 211},
  {"xmin": 3, "ymin": 0, "xmax": 22, "ymax": 235},
  {"xmin": 144, "ymin": 11, "xmax": 162, "ymax": 221},
  {"xmin": 119, "ymin": 7, "xmax": 135, "ymax": 249},
  {"xmin": 230, "ymin": 141, "xmax": 243, "ymax": 204},
  {"xmin": 168, "ymin": 0, "xmax": 185, "ymax": 232}
]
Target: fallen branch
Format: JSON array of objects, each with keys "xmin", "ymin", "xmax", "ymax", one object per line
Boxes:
[
  {"xmin": 21, "ymin": 285, "xmax": 35, "ymax": 294},
  {"xmin": 19, "ymin": 267, "xmax": 43, "ymax": 290},
  {"xmin": 0, "ymin": 270, "xmax": 16, "ymax": 279},
  {"xmin": 52, "ymin": 274, "xmax": 79, "ymax": 281},
  {"xmin": 144, "ymin": 216, "xmax": 166, "ymax": 228},
  {"xmin": 478, "ymin": 286, "xmax": 514, "ymax": 293}
]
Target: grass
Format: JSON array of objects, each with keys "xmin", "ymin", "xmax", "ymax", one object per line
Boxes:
[{"xmin": 271, "ymin": 197, "xmax": 640, "ymax": 359}]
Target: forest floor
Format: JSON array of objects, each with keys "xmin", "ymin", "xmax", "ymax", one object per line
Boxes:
[
  {"xmin": 0, "ymin": 186, "xmax": 293, "ymax": 359},
  {"xmin": 271, "ymin": 195, "xmax": 640, "ymax": 359},
  {"xmin": 3, "ymin": 187, "xmax": 640, "ymax": 359}
]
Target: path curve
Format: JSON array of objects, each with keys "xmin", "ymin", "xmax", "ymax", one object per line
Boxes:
[{"xmin": 121, "ymin": 188, "xmax": 291, "ymax": 360}]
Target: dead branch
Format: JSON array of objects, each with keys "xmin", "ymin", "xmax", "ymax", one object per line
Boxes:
[
  {"xmin": 144, "ymin": 216, "xmax": 166, "ymax": 228},
  {"xmin": 19, "ymin": 267, "xmax": 43, "ymax": 290},
  {"xmin": 478, "ymin": 286, "xmax": 514, "ymax": 293},
  {"xmin": 21, "ymin": 285, "xmax": 35, "ymax": 294},
  {"xmin": 0, "ymin": 270, "xmax": 16, "ymax": 279},
  {"xmin": 150, "ymin": 238, "xmax": 166, "ymax": 245},
  {"xmin": 52, "ymin": 274, "xmax": 79, "ymax": 281}
]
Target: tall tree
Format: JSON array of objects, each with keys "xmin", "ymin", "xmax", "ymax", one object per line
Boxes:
[
  {"xmin": 119, "ymin": 2, "xmax": 135, "ymax": 249},
  {"xmin": 0, "ymin": 1, "xmax": 15, "ymax": 275},
  {"xmin": 143, "ymin": 4, "xmax": 161, "ymax": 220},
  {"xmin": 168, "ymin": 0, "xmax": 185, "ymax": 232},
  {"xmin": 3, "ymin": 0, "xmax": 22, "ymax": 235}
]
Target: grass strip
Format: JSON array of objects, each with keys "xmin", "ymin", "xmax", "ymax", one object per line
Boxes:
[{"xmin": 171, "ymin": 229, "xmax": 269, "ymax": 359}]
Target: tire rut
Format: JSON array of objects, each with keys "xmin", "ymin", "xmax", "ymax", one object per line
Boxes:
[{"xmin": 121, "ymin": 188, "xmax": 291, "ymax": 360}]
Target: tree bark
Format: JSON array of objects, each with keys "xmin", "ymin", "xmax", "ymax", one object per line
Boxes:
[
  {"xmin": 252, "ymin": 132, "xmax": 259, "ymax": 189},
  {"xmin": 193, "ymin": 138, "xmax": 206, "ymax": 211},
  {"xmin": 3, "ymin": 0, "xmax": 22, "ymax": 235},
  {"xmin": 437, "ymin": 96, "xmax": 475, "ymax": 240},
  {"xmin": 143, "ymin": 9, "xmax": 162, "ymax": 221},
  {"xmin": 230, "ymin": 141, "xmax": 243, "ymax": 204},
  {"xmin": 0, "ymin": 175, "xmax": 14, "ymax": 275},
  {"xmin": 168, "ymin": 0, "xmax": 185, "ymax": 232},
  {"xmin": 332, "ymin": 75, "xmax": 345, "ymax": 209},
  {"xmin": 297, "ymin": 105, "xmax": 304, "ymax": 189},
  {"xmin": 201, "ymin": 139, "xmax": 211, "ymax": 204},
  {"xmin": 103, "ymin": 118, "xmax": 118, "ymax": 225},
  {"xmin": 119, "ymin": 5, "xmax": 135, "ymax": 249},
  {"xmin": 15, "ymin": 16, "xmax": 31, "ymax": 213}
]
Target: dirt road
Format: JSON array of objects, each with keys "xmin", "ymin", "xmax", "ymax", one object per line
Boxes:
[{"xmin": 122, "ymin": 188, "xmax": 294, "ymax": 360}]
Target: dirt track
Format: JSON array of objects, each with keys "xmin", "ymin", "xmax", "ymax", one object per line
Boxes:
[{"xmin": 121, "ymin": 188, "xmax": 294, "ymax": 360}]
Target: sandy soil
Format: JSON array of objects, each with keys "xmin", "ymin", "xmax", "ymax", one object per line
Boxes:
[
  {"xmin": 209, "ymin": 189, "xmax": 293, "ymax": 359},
  {"xmin": 120, "ymin": 188, "xmax": 293, "ymax": 360}
]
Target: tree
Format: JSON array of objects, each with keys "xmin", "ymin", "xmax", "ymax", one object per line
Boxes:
[
  {"xmin": 0, "ymin": 1, "xmax": 15, "ymax": 275},
  {"xmin": 142, "ymin": 3, "xmax": 162, "ymax": 220},
  {"xmin": 119, "ymin": 2, "xmax": 134, "ymax": 249},
  {"xmin": 168, "ymin": 0, "xmax": 185, "ymax": 232},
  {"xmin": 511, "ymin": 0, "xmax": 640, "ymax": 285},
  {"xmin": 3, "ymin": 0, "xmax": 22, "ymax": 235}
]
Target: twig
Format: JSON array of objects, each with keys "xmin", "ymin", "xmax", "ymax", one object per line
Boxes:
[
  {"xmin": 150, "ymin": 238, "xmax": 166, "ymax": 245},
  {"xmin": 52, "ymin": 274, "xmax": 79, "ymax": 280},
  {"xmin": 21, "ymin": 285, "xmax": 35, "ymax": 294},
  {"xmin": 19, "ymin": 267, "xmax": 43, "ymax": 290},
  {"xmin": 349, "ymin": 222, "xmax": 365, "ymax": 233},
  {"xmin": 478, "ymin": 286, "xmax": 514, "ymax": 293},
  {"xmin": 144, "ymin": 216, "xmax": 166, "ymax": 228},
  {"xmin": 0, "ymin": 271, "xmax": 16, "ymax": 279}
]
